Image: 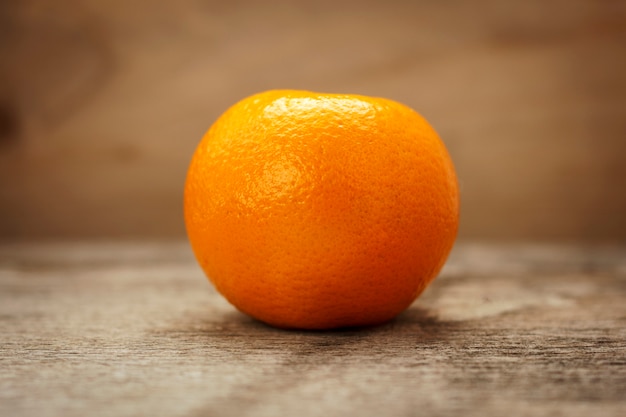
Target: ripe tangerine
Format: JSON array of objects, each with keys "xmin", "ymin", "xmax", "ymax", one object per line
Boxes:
[{"xmin": 184, "ymin": 90, "xmax": 459, "ymax": 329}]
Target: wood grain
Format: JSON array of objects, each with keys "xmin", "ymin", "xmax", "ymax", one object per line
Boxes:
[
  {"xmin": 1, "ymin": 0, "xmax": 626, "ymax": 239},
  {"xmin": 1, "ymin": 242, "xmax": 625, "ymax": 417}
]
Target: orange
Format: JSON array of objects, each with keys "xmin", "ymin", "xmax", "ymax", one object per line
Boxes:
[{"xmin": 184, "ymin": 90, "xmax": 459, "ymax": 330}]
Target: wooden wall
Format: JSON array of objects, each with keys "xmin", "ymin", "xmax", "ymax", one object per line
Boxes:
[{"xmin": 1, "ymin": 0, "xmax": 625, "ymax": 240}]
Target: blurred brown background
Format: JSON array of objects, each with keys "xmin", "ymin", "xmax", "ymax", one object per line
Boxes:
[{"xmin": 0, "ymin": 0, "xmax": 625, "ymax": 241}]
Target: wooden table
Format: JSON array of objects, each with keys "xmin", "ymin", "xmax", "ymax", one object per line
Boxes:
[{"xmin": 1, "ymin": 242, "xmax": 625, "ymax": 417}]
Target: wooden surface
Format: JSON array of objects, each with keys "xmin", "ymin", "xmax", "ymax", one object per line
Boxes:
[
  {"xmin": 1, "ymin": 242, "xmax": 625, "ymax": 417},
  {"xmin": 2, "ymin": 0, "xmax": 626, "ymax": 240}
]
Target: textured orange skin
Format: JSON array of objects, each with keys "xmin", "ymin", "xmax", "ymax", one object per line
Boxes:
[{"xmin": 184, "ymin": 90, "xmax": 459, "ymax": 330}]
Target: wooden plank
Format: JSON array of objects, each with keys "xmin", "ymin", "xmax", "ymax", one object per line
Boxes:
[
  {"xmin": 1, "ymin": 242, "xmax": 625, "ymax": 417},
  {"xmin": 2, "ymin": 1, "xmax": 626, "ymax": 239}
]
